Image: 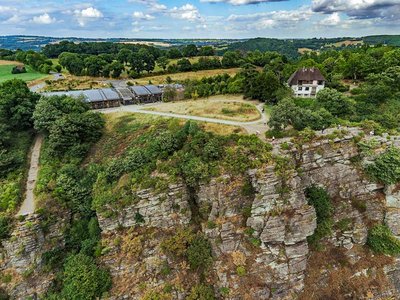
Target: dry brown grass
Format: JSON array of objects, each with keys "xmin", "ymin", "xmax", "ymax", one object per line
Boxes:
[
  {"xmin": 132, "ymin": 68, "xmax": 240, "ymax": 85},
  {"xmin": 0, "ymin": 60, "xmax": 22, "ymax": 66},
  {"xmin": 299, "ymin": 245, "xmax": 395, "ymax": 300},
  {"xmin": 41, "ymin": 74, "xmax": 111, "ymax": 92},
  {"xmin": 298, "ymin": 48, "xmax": 315, "ymax": 54},
  {"xmin": 329, "ymin": 40, "xmax": 364, "ymax": 47},
  {"xmin": 144, "ymin": 95, "xmax": 261, "ymax": 122}
]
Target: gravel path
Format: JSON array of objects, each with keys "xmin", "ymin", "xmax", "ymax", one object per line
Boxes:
[
  {"xmin": 17, "ymin": 135, "xmax": 43, "ymax": 216},
  {"xmin": 99, "ymin": 102, "xmax": 269, "ymax": 138}
]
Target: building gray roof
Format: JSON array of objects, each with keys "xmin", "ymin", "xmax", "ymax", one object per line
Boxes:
[
  {"xmin": 42, "ymin": 88, "xmax": 122, "ymax": 103},
  {"xmin": 101, "ymin": 88, "xmax": 121, "ymax": 101},
  {"xmin": 144, "ymin": 85, "xmax": 162, "ymax": 95},
  {"xmin": 130, "ymin": 85, "xmax": 151, "ymax": 96},
  {"xmin": 42, "ymin": 85, "xmax": 167, "ymax": 103},
  {"xmin": 288, "ymin": 68, "xmax": 325, "ymax": 86}
]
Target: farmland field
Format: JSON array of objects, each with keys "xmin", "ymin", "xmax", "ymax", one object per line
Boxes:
[{"xmin": 0, "ymin": 62, "xmax": 48, "ymax": 83}]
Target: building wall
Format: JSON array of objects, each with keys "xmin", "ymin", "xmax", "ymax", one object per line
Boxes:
[{"xmin": 291, "ymin": 80, "xmax": 325, "ymax": 98}]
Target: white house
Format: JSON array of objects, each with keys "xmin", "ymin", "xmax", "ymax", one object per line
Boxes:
[{"xmin": 288, "ymin": 67, "xmax": 326, "ymax": 98}]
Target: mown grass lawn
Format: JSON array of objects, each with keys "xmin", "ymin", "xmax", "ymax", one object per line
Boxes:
[{"xmin": 0, "ymin": 64, "xmax": 48, "ymax": 83}]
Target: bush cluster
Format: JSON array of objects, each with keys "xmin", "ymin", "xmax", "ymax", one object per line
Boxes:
[
  {"xmin": 366, "ymin": 147, "xmax": 400, "ymax": 185},
  {"xmin": 305, "ymin": 185, "xmax": 333, "ymax": 249},
  {"xmin": 367, "ymin": 224, "xmax": 400, "ymax": 255}
]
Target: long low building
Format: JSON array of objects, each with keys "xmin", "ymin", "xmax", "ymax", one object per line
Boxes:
[{"xmin": 42, "ymin": 84, "xmax": 179, "ymax": 109}]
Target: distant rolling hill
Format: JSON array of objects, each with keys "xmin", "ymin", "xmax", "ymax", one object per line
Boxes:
[
  {"xmin": 225, "ymin": 35, "xmax": 400, "ymax": 59},
  {"xmin": 0, "ymin": 35, "xmax": 399, "ymax": 57},
  {"xmin": 0, "ymin": 35, "xmax": 241, "ymax": 51}
]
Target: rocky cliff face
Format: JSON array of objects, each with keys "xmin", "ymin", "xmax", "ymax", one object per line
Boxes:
[
  {"xmin": 0, "ymin": 214, "xmax": 68, "ymax": 299},
  {"xmin": 3, "ymin": 128, "xmax": 400, "ymax": 299},
  {"xmin": 95, "ymin": 128, "xmax": 400, "ymax": 299}
]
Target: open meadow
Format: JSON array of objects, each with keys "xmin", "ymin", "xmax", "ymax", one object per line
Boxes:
[
  {"xmin": 0, "ymin": 60, "xmax": 48, "ymax": 83},
  {"xmin": 144, "ymin": 95, "xmax": 262, "ymax": 122}
]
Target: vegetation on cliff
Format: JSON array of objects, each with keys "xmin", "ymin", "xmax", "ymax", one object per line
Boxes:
[{"xmin": 0, "ymin": 79, "xmax": 38, "ymax": 239}]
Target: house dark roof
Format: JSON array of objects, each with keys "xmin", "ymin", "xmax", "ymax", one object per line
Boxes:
[{"xmin": 288, "ymin": 68, "xmax": 325, "ymax": 86}]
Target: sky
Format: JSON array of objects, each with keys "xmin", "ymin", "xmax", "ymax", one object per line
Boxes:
[{"xmin": 0, "ymin": 0, "xmax": 400, "ymax": 39}]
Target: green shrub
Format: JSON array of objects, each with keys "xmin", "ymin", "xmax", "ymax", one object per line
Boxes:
[
  {"xmin": 160, "ymin": 261, "xmax": 171, "ymax": 276},
  {"xmin": 186, "ymin": 284, "xmax": 215, "ymax": 300},
  {"xmin": 366, "ymin": 147, "xmax": 400, "ymax": 185},
  {"xmin": 236, "ymin": 266, "xmax": 246, "ymax": 276},
  {"xmin": 305, "ymin": 185, "xmax": 333, "ymax": 249},
  {"xmin": 367, "ymin": 224, "xmax": 400, "ymax": 255},
  {"xmin": 219, "ymin": 287, "xmax": 230, "ymax": 296},
  {"xmin": 61, "ymin": 253, "xmax": 111, "ymax": 300},
  {"xmin": 0, "ymin": 215, "xmax": 11, "ymax": 240},
  {"xmin": 161, "ymin": 228, "xmax": 195, "ymax": 257},
  {"xmin": 207, "ymin": 221, "xmax": 217, "ymax": 229},
  {"xmin": 336, "ymin": 218, "xmax": 352, "ymax": 232},
  {"xmin": 186, "ymin": 235, "xmax": 213, "ymax": 271}
]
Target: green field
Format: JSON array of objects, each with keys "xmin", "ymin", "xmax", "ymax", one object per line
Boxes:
[{"xmin": 0, "ymin": 64, "xmax": 48, "ymax": 83}]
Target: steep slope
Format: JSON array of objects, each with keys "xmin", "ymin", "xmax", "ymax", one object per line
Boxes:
[{"xmin": 2, "ymin": 113, "xmax": 400, "ymax": 299}]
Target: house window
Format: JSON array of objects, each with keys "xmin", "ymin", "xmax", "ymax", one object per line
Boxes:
[
  {"xmin": 298, "ymin": 87, "xmax": 303, "ymax": 91},
  {"xmin": 305, "ymin": 87, "xmax": 310, "ymax": 91}
]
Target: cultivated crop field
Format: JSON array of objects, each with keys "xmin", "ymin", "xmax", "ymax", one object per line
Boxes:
[{"xmin": 0, "ymin": 61, "xmax": 48, "ymax": 83}]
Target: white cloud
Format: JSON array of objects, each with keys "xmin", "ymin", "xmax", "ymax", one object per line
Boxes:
[
  {"xmin": 32, "ymin": 13, "xmax": 56, "ymax": 25},
  {"xmin": 227, "ymin": 8, "xmax": 313, "ymax": 29},
  {"xmin": 78, "ymin": 7, "xmax": 103, "ymax": 18},
  {"xmin": 2, "ymin": 15, "xmax": 21, "ymax": 25},
  {"xmin": 132, "ymin": 11, "xmax": 155, "ymax": 20},
  {"xmin": 201, "ymin": 0, "xmax": 288, "ymax": 5},
  {"xmin": 0, "ymin": 6, "xmax": 16, "ymax": 14},
  {"xmin": 312, "ymin": 0, "xmax": 400, "ymax": 22},
  {"xmin": 128, "ymin": 0, "xmax": 167, "ymax": 12},
  {"xmin": 74, "ymin": 7, "xmax": 103, "ymax": 26},
  {"xmin": 318, "ymin": 12, "xmax": 341, "ymax": 26},
  {"xmin": 169, "ymin": 4, "xmax": 202, "ymax": 22}
]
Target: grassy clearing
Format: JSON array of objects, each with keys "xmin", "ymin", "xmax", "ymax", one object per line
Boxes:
[
  {"xmin": 42, "ymin": 74, "xmax": 111, "ymax": 92},
  {"xmin": 328, "ymin": 40, "xmax": 364, "ymax": 47},
  {"xmin": 88, "ymin": 112, "xmax": 244, "ymax": 163},
  {"xmin": 144, "ymin": 95, "xmax": 261, "ymax": 122},
  {"xmin": 0, "ymin": 60, "xmax": 22, "ymax": 66},
  {"xmin": 0, "ymin": 64, "xmax": 48, "ymax": 83},
  {"xmin": 132, "ymin": 68, "xmax": 240, "ymax": 85}
]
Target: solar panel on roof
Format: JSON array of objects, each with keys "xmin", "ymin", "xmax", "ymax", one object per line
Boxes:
[{"xmin": 130, "ymin": 86, "xmax": 150, "ymax": 96}]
